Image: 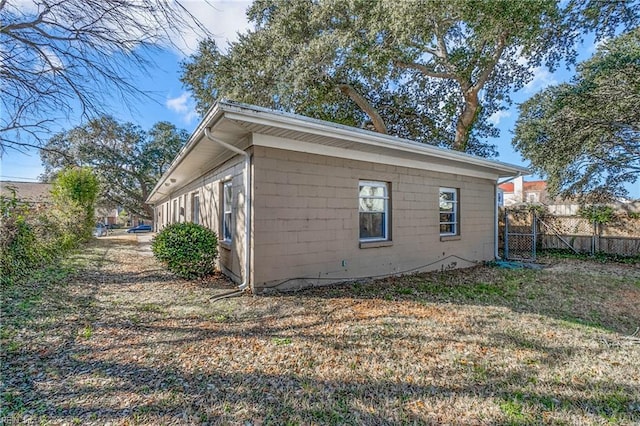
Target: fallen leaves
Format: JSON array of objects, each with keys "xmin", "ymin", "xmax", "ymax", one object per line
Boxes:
[{"xmin": 2, "ymin": 236, "xmax": 639, "ymax": 424}]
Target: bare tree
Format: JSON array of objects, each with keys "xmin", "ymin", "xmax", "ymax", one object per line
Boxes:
[{"xmin": 0, "ymin": 0, "xmax": 211, "ymax": 153}]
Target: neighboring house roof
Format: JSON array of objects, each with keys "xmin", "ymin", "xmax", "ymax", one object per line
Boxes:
[
  {"xmin": 498, "ymin": 182, "xmax": 514, "ymax": 192},
  {"xmin": 0, "ymin": 181, "xmax": 52, "ymax": 204},
  {"xmin": 148, "ymin": 99, "xmax": 530, "ymax": 204},
  {"xmin": 96, "ymin": 207, "xmax": 119, "ymax": 217},
  {"xmin": 498, "ymin": 180, "xmax": 547, "ymax": 193}
]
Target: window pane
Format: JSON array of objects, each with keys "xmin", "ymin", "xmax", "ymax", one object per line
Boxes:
[
  {"xmin": 441, "ymin": 212, "xmax": 457, "ymax": 221},
  {"xmin": 360, "ymin": 212, "xmax": 385, "ymax": 239},
  {"xmin": 440, "ymin": 201, "xmax": 454, "ymax": 211},
  {"xmin": 440, "ymin": 223, "xmax": 456, "ymax": 234},
  {"xmin": 359, "ymin": 184, "xmax": 385, "ymax": 198},
  {"xmin": 224, "ymin": 183, "xmax": 232, "ymax": 213},
  {"xmin": 359, "ymin": 197, "xmax": 385, "ymax": 212},
  {"xmin": 440, "ymin": 191, "xmax": 455, "ymax": 201},
  {"xmin": 224, "ymin": 212, "xmax": 232, "ymax": 240}
]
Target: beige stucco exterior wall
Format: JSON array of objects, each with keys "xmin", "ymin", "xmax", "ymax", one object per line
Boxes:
[
  {"xmin": 152, "ymin": 156, "xmax": 247, "ymax": 283},
  {"xmin": 251, "ymin": 145, "xmax": 497, "ymax": 292}
]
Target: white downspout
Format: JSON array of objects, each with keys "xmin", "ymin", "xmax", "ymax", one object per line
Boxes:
[
  {"xmin": 495, "ymin": 172, "xmax": 523, "ymax": 259},
  {"xmin": 204, "ymin": 128, "xmax": 252, "ymax": 292}
]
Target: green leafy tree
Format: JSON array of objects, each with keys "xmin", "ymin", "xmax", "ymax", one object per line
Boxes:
[
  {"xmin": 41, "ymin": 118, "xmax": 188, "ymax": 220},
  {"xmin": 180, "ymin": 0, "xmax": 638, "ymax": 156},
  {"xmin": 51, "ymin": 166, "xmax": 100, "ymax": 241},
  {"xmin": 513, "ymin": 29, "xmax": 640, "ymax": 202}
]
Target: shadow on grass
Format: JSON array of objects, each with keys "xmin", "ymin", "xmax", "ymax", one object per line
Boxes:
[
  {"xmin": 3, "ymin": 352, "xmax": 639, "ymax": 425},
  {"xmin": 2, "ymin": 238, "xmax": 639, "ymax": 424},
  {"xmin": 292, "ymin": 263, "xmax": 640, "ymax": 336}
]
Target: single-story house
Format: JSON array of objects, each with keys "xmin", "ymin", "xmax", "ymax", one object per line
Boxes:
[
  {"xmin": 95, "ymin": 207, "xmax": 120, "ymax": 226},
  {"xmin": 147, "ymin": 100, "xmax": 529, "ymax": 293},
  {"xmin": 0, "ymin": 181, "xmax": 53, "ymax": 207}
]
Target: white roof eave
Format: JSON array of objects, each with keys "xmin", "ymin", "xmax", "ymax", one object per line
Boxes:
[
  {"xmin": 147, "ymin": 99, "xmax": 529, "ymax": 204},
  {"xmin": 218, "ymin": 100, "xmax": 529, "ymax": 177}
]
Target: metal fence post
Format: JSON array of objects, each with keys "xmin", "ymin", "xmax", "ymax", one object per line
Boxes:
[
  {"xmin": 504, "ymin": 209, "xmax": 509, "ymax": 260},
  {"xmin": 532, "ymin": 211, "xmax": 537, "ymax": 261}
]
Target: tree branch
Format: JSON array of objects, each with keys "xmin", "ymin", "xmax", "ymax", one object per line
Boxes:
[
  {"xmin": 394, "ymin": 60, "xmax": 457, "ymax": 79},
  {"xmin": 337, "ymin": 83, "xmax": 388, "ymax": 134},
  {"xmin": 471, "ymin": 32, "xmax": 508, "ymax": 94}
]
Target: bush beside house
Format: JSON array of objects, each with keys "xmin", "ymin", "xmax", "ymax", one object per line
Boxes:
[{"xmin": 151, "ymin": 222, "xmax": 218, "ymax": 279}]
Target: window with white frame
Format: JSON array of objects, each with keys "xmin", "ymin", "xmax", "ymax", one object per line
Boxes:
[
  {"xmin": 359, "ymin": 181, "xmax": 389, "ymax": 241},
  {"xmin": 192, "ymin": 193, "xmax": 200, "ymax": 224},
  {"xmin": 439, "ymin": 188, "xmax": 459, "ymax": 236},
  {"xmin": 222, "ymin": 181, "xmax": 233, "ymax": 242},
  {"xmin": 172, "ymin": 199, "xmax": 178, "ymax": 223}
]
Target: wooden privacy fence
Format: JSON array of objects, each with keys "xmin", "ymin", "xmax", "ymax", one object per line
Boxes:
[{"xmin": 499, "ymin": 208, "xmax": 640, "ymax": 259}]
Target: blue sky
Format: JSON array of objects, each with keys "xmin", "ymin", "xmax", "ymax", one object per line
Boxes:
[{"xmin": 2, "ymin": 0, "xmax": 638, "ymax": 199}]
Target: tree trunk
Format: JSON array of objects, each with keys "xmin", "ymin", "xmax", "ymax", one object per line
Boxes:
[
  {"xmin": 137, "ymin": 175, "xmax": 154, "ymax": 220},
  {"xmin": 338, "ymin": 84, "xmax": 388, "ymax": 134},
  {"xmin": 453, "ymin": 91, "xmax": 480, "ymax": 152}
]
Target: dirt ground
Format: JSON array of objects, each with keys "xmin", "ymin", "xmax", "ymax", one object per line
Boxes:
[{"xmin": 2, "ymin": 235, "xmax": 639, "ymax": 425}]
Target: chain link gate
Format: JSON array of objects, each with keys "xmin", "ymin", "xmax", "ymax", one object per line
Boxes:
[{"xmin": 499, "ymin": 208, "xmax": 537, "ymax": 261}]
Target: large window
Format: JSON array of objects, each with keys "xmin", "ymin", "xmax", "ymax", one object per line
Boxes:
[
  {"xmin": 439, "ymin": 188, "xmax": 459, "ymax": 236},
  {"xmin": 222, "ymin": 181, "xmax": 233, "ymax": 242},
  {"xmin": 359, "ymin": 181, "xmax": 389, "ymax": 241},
  {"xmin": 192, "ymin": 193, "xmax": 200, "ymax": 224}
]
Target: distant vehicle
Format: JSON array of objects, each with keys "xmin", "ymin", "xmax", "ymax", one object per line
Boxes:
[
  {"xmin": 127, "ymin": 224, "xmax": 152, "ymax": 233},
  {"xmin": 93, "ymin": 223, "xmax": 108, "ymax": 237}
]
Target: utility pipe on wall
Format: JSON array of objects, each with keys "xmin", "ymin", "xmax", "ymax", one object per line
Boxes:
[{"xmin": 204, "ymin": 128, "xmax": 252, "ymax": 293}]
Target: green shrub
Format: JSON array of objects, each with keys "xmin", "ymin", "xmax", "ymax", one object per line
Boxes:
[
  {"xmin": 0, "ymin": 216, "xmax": 39, "ymax": 285},
  {"xmin": 1, "ymin": 174, "xmax": 98, "ymax": 286},
  {"xmin": 151, "ymin": 223, "xmax": 219, "ymax": 279},
  {"xmin": 52, "ymin": 167, "xmax": 99, "ymax": 242}
]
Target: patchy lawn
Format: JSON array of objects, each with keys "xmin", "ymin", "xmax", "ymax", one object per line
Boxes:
[{"xmin": 2, "ymin": 236, "xmax": 639, "ymax": 425}]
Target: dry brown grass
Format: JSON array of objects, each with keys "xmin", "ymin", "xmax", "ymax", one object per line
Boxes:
[{"xmin": 2, "ymin": 235, "xmax": 639, "ymax": 425}]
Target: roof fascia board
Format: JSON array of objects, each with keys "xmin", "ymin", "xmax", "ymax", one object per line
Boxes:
[
  {"xmin": 147, "ymin": 103, "xmax": 228, "ymax": 204},
  {"xmin": 149, "ymin": 99, "xmax": 529, "ymax": 203},
  {"xmin": 253, "ymin": 134, "xmax": 500, "ymax": 180},
  {"xmin": 218, "ymin": 101, "xmax": 529, "ymax": 177}
]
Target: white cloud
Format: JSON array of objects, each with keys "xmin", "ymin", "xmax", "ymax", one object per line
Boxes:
[
  {"xmin": 513, "ymin": 46, "xmax": 559, "ymax": 94},
  {"xmin": 489, "ymin": 110, "xmax": 511, "ymax": 125},
  {"xmin": 166, "ymin": 92, "xmax": 198, "ymax": 124},
  {"xmin": 169, "ymin": 0, "xmax": 253, "ymax": 56},
  {"xmin": 15, "ymin": 0, "xmax": 252, "ymax": 57},
  {"xmin": 524, "ymin": 67, "xmax": 558, "ymax": 93},
  {"xmin": 41, "ymin": 46, "xmax": 64, "ymax": 71},
  {"xmin": 587, "ymin": 36, "xmax": 609, "ymax": 54},
  {"xmin": 11, "ymin": 0, "xmax": 39, "ymax": 14}
]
